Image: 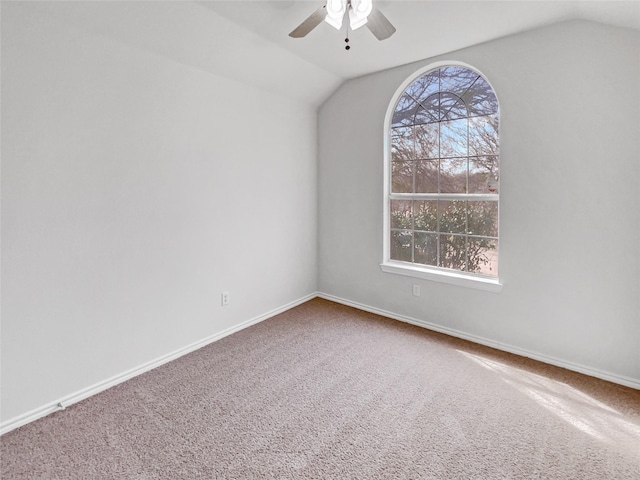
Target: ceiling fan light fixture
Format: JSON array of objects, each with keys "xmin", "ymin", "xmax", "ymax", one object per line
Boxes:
[
  {"xmin": 349, "ymin": 0, "xmax": 372, "ymax": 30},
  {"xmin": 289, "ymin": 0, "xmax": 395, "ymax": 42},
  {"xmin": 325, "ymin": 0, "xmax": 346, "ymax": 30}
]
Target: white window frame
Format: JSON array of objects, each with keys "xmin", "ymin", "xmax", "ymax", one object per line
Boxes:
[{"xmin": 381, "ymin": 61, "xmax": 502, "ymax": 293}]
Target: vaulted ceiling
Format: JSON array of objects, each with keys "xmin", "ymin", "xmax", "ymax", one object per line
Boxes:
[
  {"xmin": 28, "ymin": 1, "xmax": 640, "ymax": 106},
  {"xmin": 203, "ymin": 0, "xmax": 640, "ymax": 79}
]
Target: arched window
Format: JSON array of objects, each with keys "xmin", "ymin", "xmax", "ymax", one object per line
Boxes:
[{"xmin": 382, "ymin": 65, "xmax": 501, "ymax": 290}]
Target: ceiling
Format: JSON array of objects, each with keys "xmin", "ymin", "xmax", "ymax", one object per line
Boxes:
[
  {"xmin": 201, "ymin": 0, "xmax": 640, "ymax": 79},
  {"xmin": 22, "ymin": 1, "xmax": 639, "ymax": 106}
]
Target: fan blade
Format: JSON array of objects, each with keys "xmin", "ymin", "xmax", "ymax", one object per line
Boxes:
[
  {"xmin": 289, "ymin": 5, "xmax": 327, "ymax": 38},
  {"xmin": 366, "ymin": 7, "xmax": 396, "ymax": 40}
]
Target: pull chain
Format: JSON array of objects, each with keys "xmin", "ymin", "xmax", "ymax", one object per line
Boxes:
[{"xmin": 345, "ymin": 18, "xmax": 350, "ymax": 50}]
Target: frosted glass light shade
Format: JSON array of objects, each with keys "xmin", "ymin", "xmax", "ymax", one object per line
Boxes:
[
  {"xmin": 349, "ymin": 0, "xmax": 372, "ymax": 30},
  {"xmin": 325, "ymin": 0, "xmax": 346, "ymax": 30},
  {"xmin": 324, "ymin": 0, "xmax": 373, "ymax": 31}
]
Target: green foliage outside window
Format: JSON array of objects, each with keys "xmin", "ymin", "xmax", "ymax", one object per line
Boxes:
[{"xmin": 390, "ymin": 201, "xmax": 498, "ymax": 274}]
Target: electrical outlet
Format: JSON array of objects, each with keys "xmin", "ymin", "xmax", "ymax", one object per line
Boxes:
[
  {"xmin": 412, "ymin": 284, "xmax": 421, "ymax": 297},
  {"xmin": 221, "ymin": 291, "xmax": 229, "ymax": 306}
]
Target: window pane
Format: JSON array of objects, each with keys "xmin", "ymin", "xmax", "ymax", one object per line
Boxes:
[
  {"xmin": 415, "ymin": 160, "xmax": 438, "ymax": 193},
  {"xmin": 390, "ymin": 200, "xmax": 412, "ymax": 229},
  {"xmin": 439, "ymin": 200, "xmax": 467, "ymax": 234},
  {"xmin": 439, "ymin": 66, "xmax": 479, "ymax": 96},
  {"xmin": 468, "ymin": 238, "xmax": 498, "ymax": 277},
  {"xmin": 440, "ymin": 119, "xmax": 468, "ymax": 158},
  {"xmin": 462, "ymin": 75, "xmax": 499, "ymax": 116},
  {"xmin": 390, "ymin": 230, "xmax": 413, "ymax": 262},
  {"xmin": 439, "ymin": 234, "xmax": 467, "ymax": 271},
  {"xmin": 469, "ymin": 156, "xmax": 499, "ymax": 194},
  {"xmin": 391, "ymin": 126, "xmax": 413, "ymax": 161},
  {"xmin": 391, "ymin": 161, "xmax": 414, "ymax": 193},
  {"xmin": 467, "ymin": 201, "xmax": 498, "ymax": 237},
  {"xmin": 440, "ymin": 92, "xmax": 467, "ymax": 121},
  {"xmin": 415, "ymin": 123, "xmax": 438, "ymax": 159},
  {"xmin": 440, "ymin": 157, "xmax": 468, "ymax": 193},
  {"xmin": 414, "ymin": 200, "xmax": 438, "ymax": 232},
  {"xmin": 469, "ymin": 115, "xmax": 498, "ymax": 156},
  {"xmin": 392, "ymin": 93, "xmax": 419, "ymax": 127},
  {"xmin": 415, "ymin": 99, "xmax": 439, "ymax": 125},
  {"xmin": 408, "ymin": 72, "xmax": 440, "ymax": 104},
  {"xmin": 414, "ymin": 232, "xmax": 438, "ymax": 266}
]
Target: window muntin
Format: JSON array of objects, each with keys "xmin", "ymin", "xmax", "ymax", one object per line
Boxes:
[{"xmin": 387, "ymin": 66, "xmax": 499, "ymax": 278}]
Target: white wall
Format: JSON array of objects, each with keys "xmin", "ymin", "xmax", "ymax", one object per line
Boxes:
[
  {"xmin": 1, "ymin": 2, "xmax": 318, "ymax": 424},
  {"xmin": 318, "ymin": 21, "xmax": 640, "ymax": 385}
]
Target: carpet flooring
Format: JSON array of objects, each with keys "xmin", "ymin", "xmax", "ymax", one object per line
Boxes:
[{"xmin": 2, "ymin": 298, "xmax": 639, "ymax": 479}]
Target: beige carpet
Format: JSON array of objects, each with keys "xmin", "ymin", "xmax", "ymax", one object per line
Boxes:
[{"xmin": 2, "ymin": 298, "xmax": 639, "ymax": 479}]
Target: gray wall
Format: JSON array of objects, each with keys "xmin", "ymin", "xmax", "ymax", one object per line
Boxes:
[
  {"xmin": 1, "ymin": 3, "xmax": 318, "ymax": 423},
  {"xmin": 318, "ymin": 21, "xmax": 640, "ymax": 385}
]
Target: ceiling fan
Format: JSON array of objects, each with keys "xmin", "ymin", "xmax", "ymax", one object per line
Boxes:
[{"xmin": 289, "ymin": 0, "xmax": 396, "ymax": 45}]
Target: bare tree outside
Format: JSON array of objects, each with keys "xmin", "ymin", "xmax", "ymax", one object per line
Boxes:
[{"xmin": 389, "ymin": 67, "xmax": 499, "ymax": 276}]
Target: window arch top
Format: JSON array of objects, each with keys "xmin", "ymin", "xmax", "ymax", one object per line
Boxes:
[{"xmin": 392, "ymin": 66, "xmax": 498, "ymax": 128}]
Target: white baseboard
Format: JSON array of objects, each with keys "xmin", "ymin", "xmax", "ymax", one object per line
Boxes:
[
  {"xmin": 317, "ymin": 292, "xmax": 640, "ymax": 390},
  {"xmin": 4, "ymin": 291, "xmax": 637, "ymax": 435},
  {"xmin": 0, "ymin": 293, "xmax": 316, "ymax": 436}
]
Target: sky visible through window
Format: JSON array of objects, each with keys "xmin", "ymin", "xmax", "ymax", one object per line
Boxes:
[{"xmin": 389, "ymin": 66, "xmax": 499, "ymax": 277}]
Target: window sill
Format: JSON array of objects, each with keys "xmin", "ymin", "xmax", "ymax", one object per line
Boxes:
[{"xmin": 380, "ymin": 261, "xmax": 503, "ymax": 293}]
